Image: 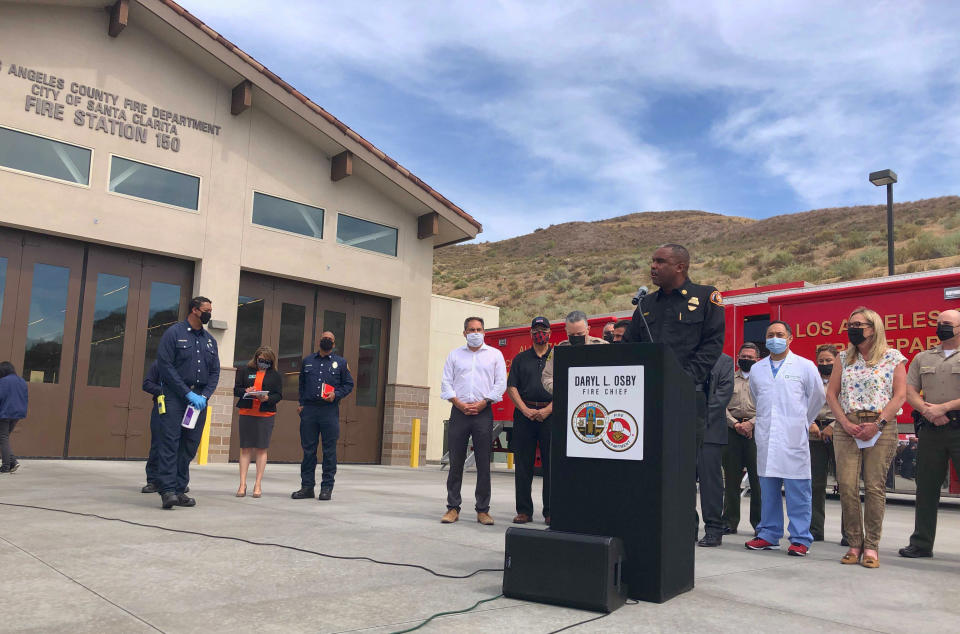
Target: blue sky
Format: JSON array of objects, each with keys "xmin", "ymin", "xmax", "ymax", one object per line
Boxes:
[{"xmin": 190, "ymin": 1, "xmax": 960, "ymax": 241}]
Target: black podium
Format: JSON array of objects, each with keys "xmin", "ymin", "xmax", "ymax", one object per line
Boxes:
[{"xmin": 550, "ymin": 343, "xmax": 696, "ymax": 603}]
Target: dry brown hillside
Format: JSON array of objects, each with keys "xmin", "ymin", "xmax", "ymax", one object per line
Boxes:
[{"xmin": 433, "ymin": 196, "xmax": 960, "ymax": 327}]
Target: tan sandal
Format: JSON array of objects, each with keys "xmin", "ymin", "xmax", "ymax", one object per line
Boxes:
[
  {"xmin": 252, "ymin": 489, "xmax": 262, "ymax": 498},
  {"xmin": 236, "ymin": 486, "xmax": 246, "ymax": 497},
  {"xmin": 840, "ymin": 550, "xmax": 861, "ymax": 565},
  {"xmin": 861, "ymin": 555, "xmax": 879, "ymax": 568}
]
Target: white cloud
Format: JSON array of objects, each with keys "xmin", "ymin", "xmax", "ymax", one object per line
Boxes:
[{"xmin": 191, "ymin": 0, "xmax": 960, "ymax": 238}]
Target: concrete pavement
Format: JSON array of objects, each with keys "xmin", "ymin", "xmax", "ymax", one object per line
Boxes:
[{"xmin": 1, "ymin": 460, "xmax": 958, "ymax": 633}]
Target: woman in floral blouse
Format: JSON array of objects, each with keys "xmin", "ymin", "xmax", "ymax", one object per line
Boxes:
[{"xmin": 825, "ymin": 307, "xmax": 906, "ymax": 568}]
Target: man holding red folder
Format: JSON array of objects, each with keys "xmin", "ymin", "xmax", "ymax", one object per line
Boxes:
[{"xmin": 292, "ymin": 331, "xmax": 354, "ymax": 501}]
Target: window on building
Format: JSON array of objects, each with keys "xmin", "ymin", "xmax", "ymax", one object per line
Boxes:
[
  {"xmin": 233, "ymin": 295, "xmax": 264, "ymax": 368},
  {"xmin": 87, "ymin": 273, "xmax": 129, "ymax": 388},
  {"xmin": 23, "ymin": 263, "xmax": 71, "ymax": 383},
  {"xmin": 252, "ymin": 192, "xmax": 325, "ymax": 239},
  {"xmin": 0, "ymin": 126, "xmax": 91, "ymax": 185},
  {"xmin": 108, "ymin": 156, "xmax": 199, "ymax": 210},
  {"xmin": 336, "ymin": 214, "xmax": 397, "ymax": 256}
]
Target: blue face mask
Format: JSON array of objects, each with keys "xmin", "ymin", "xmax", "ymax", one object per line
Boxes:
[{"xmin": 765, "ymin": 337, "xmax": 788, "ymax": 355}]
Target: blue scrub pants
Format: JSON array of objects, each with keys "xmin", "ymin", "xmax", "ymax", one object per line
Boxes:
[
  {"xmin": 757, "ymin": 476, "xmax": 813, "ymax": 547},
  {"xmin": 156, "ymin": 390, "xmax": 208, "ymax": 495},
  {"xmin": 300, "ymin": 404, "xmax": 340, "ymax": 490},
  {"xmin": 145, "ymin": 402, "xmax": 162, "ymax": 484}
]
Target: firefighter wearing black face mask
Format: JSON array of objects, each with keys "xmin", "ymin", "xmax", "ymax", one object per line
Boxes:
[
  {"xmin": 154, "ymin": 296, "xmax": 220, "ymax": 510},
  {"xmin": 291, "ymin": 331, "xmax": 354, "ymax": 502},
  {"xmin": 540, "ymin": 310, "xmax": 607, "ymax": 395}
]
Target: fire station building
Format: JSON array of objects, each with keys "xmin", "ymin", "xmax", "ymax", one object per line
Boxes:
[{"xmin": 0, "ymin": 0, "xmax": 481, "ymax": 464}]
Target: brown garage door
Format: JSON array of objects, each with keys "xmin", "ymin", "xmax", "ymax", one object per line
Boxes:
[
  {"xmin": 229, "ymin": 272, "xmax": 390, "ymax": 464},
  {"xmin": 0, "ymin": 226, "xmax": 192, "ymax": 458}
]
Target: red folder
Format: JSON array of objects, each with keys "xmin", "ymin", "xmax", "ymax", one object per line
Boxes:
[{"xmin": 321, "ymin": 383, "xmax": 335, "ymax": 399}]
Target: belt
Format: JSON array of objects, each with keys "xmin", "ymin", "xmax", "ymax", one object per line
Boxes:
[
  {"xmin": 848, "ymin": 411, "xmax": 879, "ymax": 423},
  {"xmin": 523, "ymin": 400, "xmax": 551, "ymax": 409}
]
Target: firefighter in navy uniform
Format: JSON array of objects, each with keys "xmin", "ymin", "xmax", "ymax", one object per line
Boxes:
[
  {"xmin": 623, "ymin": 244, "xmax": 725, "ymax": 542},
  {"xmin": 899, "ymin": 309, "xmax": 960, "ymax": 558},
  {"xmin": 155, "ymin": 296, "xmax": 221, "ymax": 509},
  {"xmin": 140, "ymin": 361, "xmax": 163, "ymax": 494},
  {"xmin": 292, "ymin": 331, "xmax": 354, "ymax": 501}
]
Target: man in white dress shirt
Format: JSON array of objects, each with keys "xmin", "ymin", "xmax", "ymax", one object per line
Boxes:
[
  {"xmin": 440, "ymin": 316, "xmax": 507, "ymax": 525},
  {"xmin": 744, "ymin": 320, "xmax": 825, "ymax": 557}
]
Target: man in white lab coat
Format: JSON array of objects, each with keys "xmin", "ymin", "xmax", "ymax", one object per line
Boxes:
[{"xmin": 744, "ymin": 320, "xmax": 826, "ymax": 556}]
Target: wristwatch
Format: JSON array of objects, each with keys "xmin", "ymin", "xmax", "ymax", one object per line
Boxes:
[{"xmin": 875, "ymin": 418, "xmax": 887, "ymax": 431}]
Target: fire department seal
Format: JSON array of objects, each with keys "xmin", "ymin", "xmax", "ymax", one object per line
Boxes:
[
  {"xmin": 602, "ymin": 410, "xmax": 639, "ymax": 452},
  {"xmin": 570, "ymin": 401, "xmax": 607, "ymax": 444}
]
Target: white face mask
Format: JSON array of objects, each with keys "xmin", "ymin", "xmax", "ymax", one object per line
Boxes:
[{"xmin": 466, "ymin": 332, "xmax": 484, "ymax": 347}]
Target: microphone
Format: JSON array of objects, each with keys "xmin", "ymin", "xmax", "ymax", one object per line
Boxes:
[
  {"xmin": 631, "ymin": 286, "xmax": 648, "ymax": 306},
  {"xmin": 631, "ymin": 286, "xmax": 654, "ymax": 343}
]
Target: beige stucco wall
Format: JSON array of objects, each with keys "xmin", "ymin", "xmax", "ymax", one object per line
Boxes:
[
  {"xmin": 426, "ymin": 295, "xmax": 499, "ymax": 462},
  {"xmin": 0, "ymin": 3, "xmax": 435, "ymax": 393}
]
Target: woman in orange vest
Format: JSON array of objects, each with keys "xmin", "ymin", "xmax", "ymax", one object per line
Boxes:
[{"xmin": 234, "ymin": 346, "xmax": 282, "ymax": 497}]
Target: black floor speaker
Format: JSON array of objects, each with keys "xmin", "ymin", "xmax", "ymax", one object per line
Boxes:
[{"xmin": 502, "ymin": 527, "xmax": 627, "ymax": 613}]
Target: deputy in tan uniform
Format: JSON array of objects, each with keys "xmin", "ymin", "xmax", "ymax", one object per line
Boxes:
[
  {"xmin": 541, "ymin": 310, "xmax": 608, "ymax": 394},
  {"xmin": 722, "ymin": 342, "xmax": 761, "ymax": 535},
  {"xmin": 899, "ymin": 309, "xmax": 960, "ymax": 558},
  {"xmin": 809, "ymin": 344, "xmax": 839, "ymax": 542}
]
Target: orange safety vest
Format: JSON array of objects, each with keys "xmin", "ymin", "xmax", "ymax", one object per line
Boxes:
[{"xmin": 238, "ymin": 370, "xmax": 274, "ymax": 417}]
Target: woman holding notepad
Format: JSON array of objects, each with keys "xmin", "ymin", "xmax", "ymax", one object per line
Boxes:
[
  {"xmin": 234, "ymin": 346, "xmax": 283, "ymax": 498},
  {"xmin": 826, "ymin": 307, "xmax": 906, "ymax": 568}
]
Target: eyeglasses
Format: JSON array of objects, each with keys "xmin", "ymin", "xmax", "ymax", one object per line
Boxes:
[{"xmin": 848, "ymin": 321, "xmax": 872, "ymax": 329}]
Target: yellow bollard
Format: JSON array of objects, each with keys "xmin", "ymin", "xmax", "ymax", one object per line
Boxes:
[
  {"xmin": 198, "ymin": 406, "xmax": 213, "ymax": 465},
  {"xmin": 409, "ymin": 418, "xmax": 421, "ymax": 468},
  {"xmin": 506, "ymin": 452, "xmax": 514, "ymax": 470}
]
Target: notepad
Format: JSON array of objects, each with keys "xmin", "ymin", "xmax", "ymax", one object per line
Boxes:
[
  {"xmin": 855, "ymin": 431, "xmax": 880, "ymax": 449},
  {"xmin": 242, "ymin": 390, "xmax": 269, "ymax": 399}
]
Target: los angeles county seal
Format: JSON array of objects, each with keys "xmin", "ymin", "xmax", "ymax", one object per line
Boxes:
[{"xmin": 571, "ymin": 401, "xmax": 607, "ymax": 444}]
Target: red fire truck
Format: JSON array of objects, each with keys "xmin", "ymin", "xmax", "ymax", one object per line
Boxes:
[{"xmin": 485, "ymin": 267, "xmax": 960, "ymax": 496}]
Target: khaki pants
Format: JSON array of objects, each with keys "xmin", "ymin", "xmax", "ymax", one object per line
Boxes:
[{"xmin": 833, "ymin": 417, "xmax": 898, "ymax": 550}]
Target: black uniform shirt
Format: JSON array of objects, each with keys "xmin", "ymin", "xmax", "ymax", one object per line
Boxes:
[
  {"xmin": 298, "ymin": 352, "xmax": 355, "ymax": 405},
  {"xmin": 156, "ymin": 319, "xmax": 221, "ymax": 399},
  {"xmin": 507, "ymin": 346, "xmax": 554, "ymax": 404},
  {"xmin": 625, "ymin": 277, "xmax": 725, "ymax": 387}
]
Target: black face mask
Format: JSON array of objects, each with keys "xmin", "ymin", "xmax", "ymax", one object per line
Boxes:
[
  {"xmin": 257, "ymin": 360, "xmax": 271, "ymax": 370},
  {"xmin": 319, "ymin": 338, "xmax": 334, "ymax": 352},
  {"xmin": 568, "ymin": 334, "xmax": 586, "ymax": 346},
  {"xmin": 817, "ymin": 363, "xmax": 833, "ymax": 377},
  {"xmin": 936, "ymin": 324, "xmax": 957, "ymax": 343},
  {"xmin": 737, "ymin": 358, "xmax": 756, "ymax": 373},
  {"xmin": 603, "ymin": 333, "xmax": 614, "ymax": 343},
  {"xmin": 198, "ymin": 310, "xmax": 212, "ymax": 325},
  {"xmin": 847, "ymin": 327, "xmax": 866, "ymax": 346}
]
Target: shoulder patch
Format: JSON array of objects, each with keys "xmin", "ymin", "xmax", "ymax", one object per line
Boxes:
[{"xmin": 709, "ymin": 290, "xmax": 723, "ymax": 306}]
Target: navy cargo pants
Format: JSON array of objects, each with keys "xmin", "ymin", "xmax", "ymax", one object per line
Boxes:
[
  {"xmin": 156, "ymin": 389, "xmax": 208, "ymax": 495},
  {"xmin": 145, "ymin": 402, "xmax": 162, "ymax": 484},
  {"xmin": 300, "ymin": 403, "xmax": 340, "ymax": 491}
]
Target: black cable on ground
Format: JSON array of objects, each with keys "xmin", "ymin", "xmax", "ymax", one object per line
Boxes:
[
  {"xmin": 0, "ymin": 502, "xmax": 503, "ymax": 580},
  {"xmin": 391, "ymin": 593, "xmax": 504, "ymax": 633}
]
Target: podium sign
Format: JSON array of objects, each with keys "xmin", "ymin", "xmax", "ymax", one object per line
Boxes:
[
  {"xmin": 566, "ymin": 365, "xmax": 644, "ymax": 460},
  {"xmin": 550, "ymin": 343, "xmax": 696, "ymax": 603}
]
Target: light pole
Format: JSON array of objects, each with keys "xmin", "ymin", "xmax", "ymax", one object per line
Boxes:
[{"xmin": 869, "ymin": 169, "xmax": 898, "ymax": 276}]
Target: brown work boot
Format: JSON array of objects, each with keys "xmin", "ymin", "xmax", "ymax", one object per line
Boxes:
[
  {"xmin": 513, "ymin": 513, "xmax": 532, "ymax": 524},
  {"xmin": 477, "ymin": 512, "xmax": 495, "ymax": 525},
  {"xmin": 441, "ymin": 508, "xmax": 459, "ymax": 524}
]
